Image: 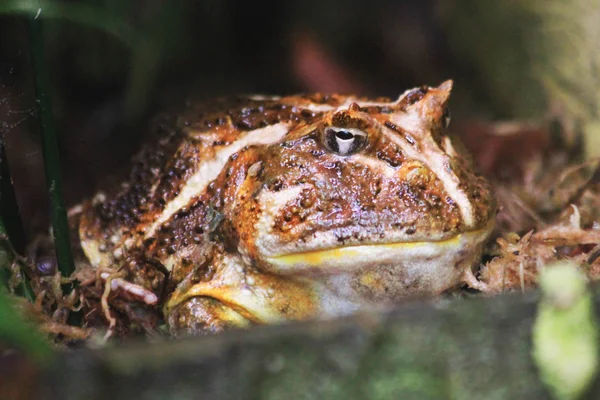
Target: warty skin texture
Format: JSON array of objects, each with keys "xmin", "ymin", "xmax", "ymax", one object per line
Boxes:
[{"xmin": 71, "ymin": 81, "xmax": 496, "ymax": 336}]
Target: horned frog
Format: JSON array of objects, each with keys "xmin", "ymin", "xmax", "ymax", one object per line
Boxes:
[{"xmin": 68, "ymin": 81, "xmax": 495, "ymax": 336}]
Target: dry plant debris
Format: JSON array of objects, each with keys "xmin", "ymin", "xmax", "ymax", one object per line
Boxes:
[{"xmin": 468, "ymin": 118, "xmax": 600, "ymax": 294}]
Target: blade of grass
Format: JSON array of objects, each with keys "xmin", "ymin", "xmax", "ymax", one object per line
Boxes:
[
  {"xmin": 0, "ymin": 133, "xmax": 34, "ymax": 300},
  {"xmin": 27, "ymin": 14, "xmax": 75, "ymax": 283},
  {"xmin": 0, "ymin": 135, "xmax": 27, "ymax": 255}
]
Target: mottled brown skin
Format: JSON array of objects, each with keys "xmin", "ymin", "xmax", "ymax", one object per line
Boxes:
[{"xmin": 73, "ymin": 82, "xmax": 496, "ymax": 336}]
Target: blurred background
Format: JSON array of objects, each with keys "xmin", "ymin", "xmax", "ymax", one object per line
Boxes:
[{"xmin": 1, "ymin": 0, "xmax": 597, "ymax": 241}]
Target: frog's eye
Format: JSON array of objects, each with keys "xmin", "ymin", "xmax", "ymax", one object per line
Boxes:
[
  {"xmin": 323, "ymin": 127, "xmax": 367, "ymax": 156},
  {"xmin": 442, "ymin": 107, "xmax": 451, "ymax": 129}
]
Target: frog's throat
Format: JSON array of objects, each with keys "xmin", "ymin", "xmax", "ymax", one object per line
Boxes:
[{"xmin": 264, "ymin": 219, "xmax": 495, "ymax": 272}]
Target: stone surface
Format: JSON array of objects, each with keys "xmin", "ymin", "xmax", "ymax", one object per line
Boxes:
[{"xmin": 36, "ymin": 288, "xmax": 600, "ymax": 400}]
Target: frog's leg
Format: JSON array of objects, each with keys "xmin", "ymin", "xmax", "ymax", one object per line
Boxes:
[
  {"xmin": 165, "ymin": 253, "xmax": 316, "ymax": 336},
  {"xmin": 166, "ymin": 296, "xmax": 253, "ymax": 336}
]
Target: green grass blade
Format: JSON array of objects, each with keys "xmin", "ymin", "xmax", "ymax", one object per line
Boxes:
[
  {"xmin": 0, "ymin": 138, "xmax": 35, "ymax": 300},
  {"xmin": 0, "ymin": 136, "xmax": 27, "ymax": 255},
  {"xmin": 27, "ymin": 16, "xmax": 75, "ymax": 282}
]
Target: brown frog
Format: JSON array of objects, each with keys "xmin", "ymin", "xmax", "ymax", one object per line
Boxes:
[{"xmin": 69, "ymin": 81, "xmax": 496, "ymax": 336}]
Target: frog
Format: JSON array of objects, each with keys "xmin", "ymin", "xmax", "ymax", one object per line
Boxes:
[{"xmin": 68, "ymin": 80, "xmax": 496, "ymax": 337}]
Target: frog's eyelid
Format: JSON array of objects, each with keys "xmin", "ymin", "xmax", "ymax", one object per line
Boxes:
[{"xmin": 328, "ymin": 127, "xmax": 367, "ymax": 140}]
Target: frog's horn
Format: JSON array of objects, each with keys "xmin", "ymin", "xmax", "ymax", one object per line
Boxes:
[
  {"xmin": 436, "ymin": 79, "xmax": 453, "ymax": 94},
  {"xmin": 429, "ymin": 79, "xmax": 453, "ymax": 106},
  {"xmin": 418, "ymin": 80, "xmax": 453, "ymax": 123}
]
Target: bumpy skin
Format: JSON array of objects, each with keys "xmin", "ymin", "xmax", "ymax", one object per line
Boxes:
[{"xmin": 74, "ymin": 81, "xmax": 496, "ymax": 336}]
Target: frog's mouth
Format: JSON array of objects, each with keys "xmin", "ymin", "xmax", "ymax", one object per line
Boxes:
[{"xmin": 263, "ymin": 219, "xmax": 495, "ymax": 274}]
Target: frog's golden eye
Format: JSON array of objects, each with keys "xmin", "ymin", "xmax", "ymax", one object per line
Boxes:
[{"xmin": 323, "ymin": 127, "xmax": 367, "ymax": 156}]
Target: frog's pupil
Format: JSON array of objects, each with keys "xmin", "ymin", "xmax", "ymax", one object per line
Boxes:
[
  {"xmin": 335, "ymin": 130, "xmax": 354, "ymax": 141},
  {"xmin": 324, "ymin": 127, "xmax": 366, "ymax": 155}
]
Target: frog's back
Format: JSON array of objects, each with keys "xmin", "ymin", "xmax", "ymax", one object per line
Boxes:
[{"xmin": 75, "ymin": 94, "xmax": 345, "ymax": 270}]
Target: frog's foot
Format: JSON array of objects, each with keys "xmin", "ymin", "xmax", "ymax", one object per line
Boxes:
[{"xmin": 166, "ymin": 296, "xmax": 252, "ymax": 336}]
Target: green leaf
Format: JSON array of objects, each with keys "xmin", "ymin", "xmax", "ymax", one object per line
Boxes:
[
  {"xmin": 0, "ymin": 288, "xmax": 54, "ymax": 364},
  {"xmin": 532, "ymin": 262, "xmax": 599, "ymax": 400}
]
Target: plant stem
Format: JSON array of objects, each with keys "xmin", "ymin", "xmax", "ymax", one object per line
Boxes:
[
  {"xmin": 27, "ymin": 14, "xmax": 75, "ymax": 282},
  {"xmin": 0, "ymin": 136, "xmax": 27, "ymax": 255},
  {"xmin": 0, "ymin": 137, "xmax": 35, "ymax": 300}
]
